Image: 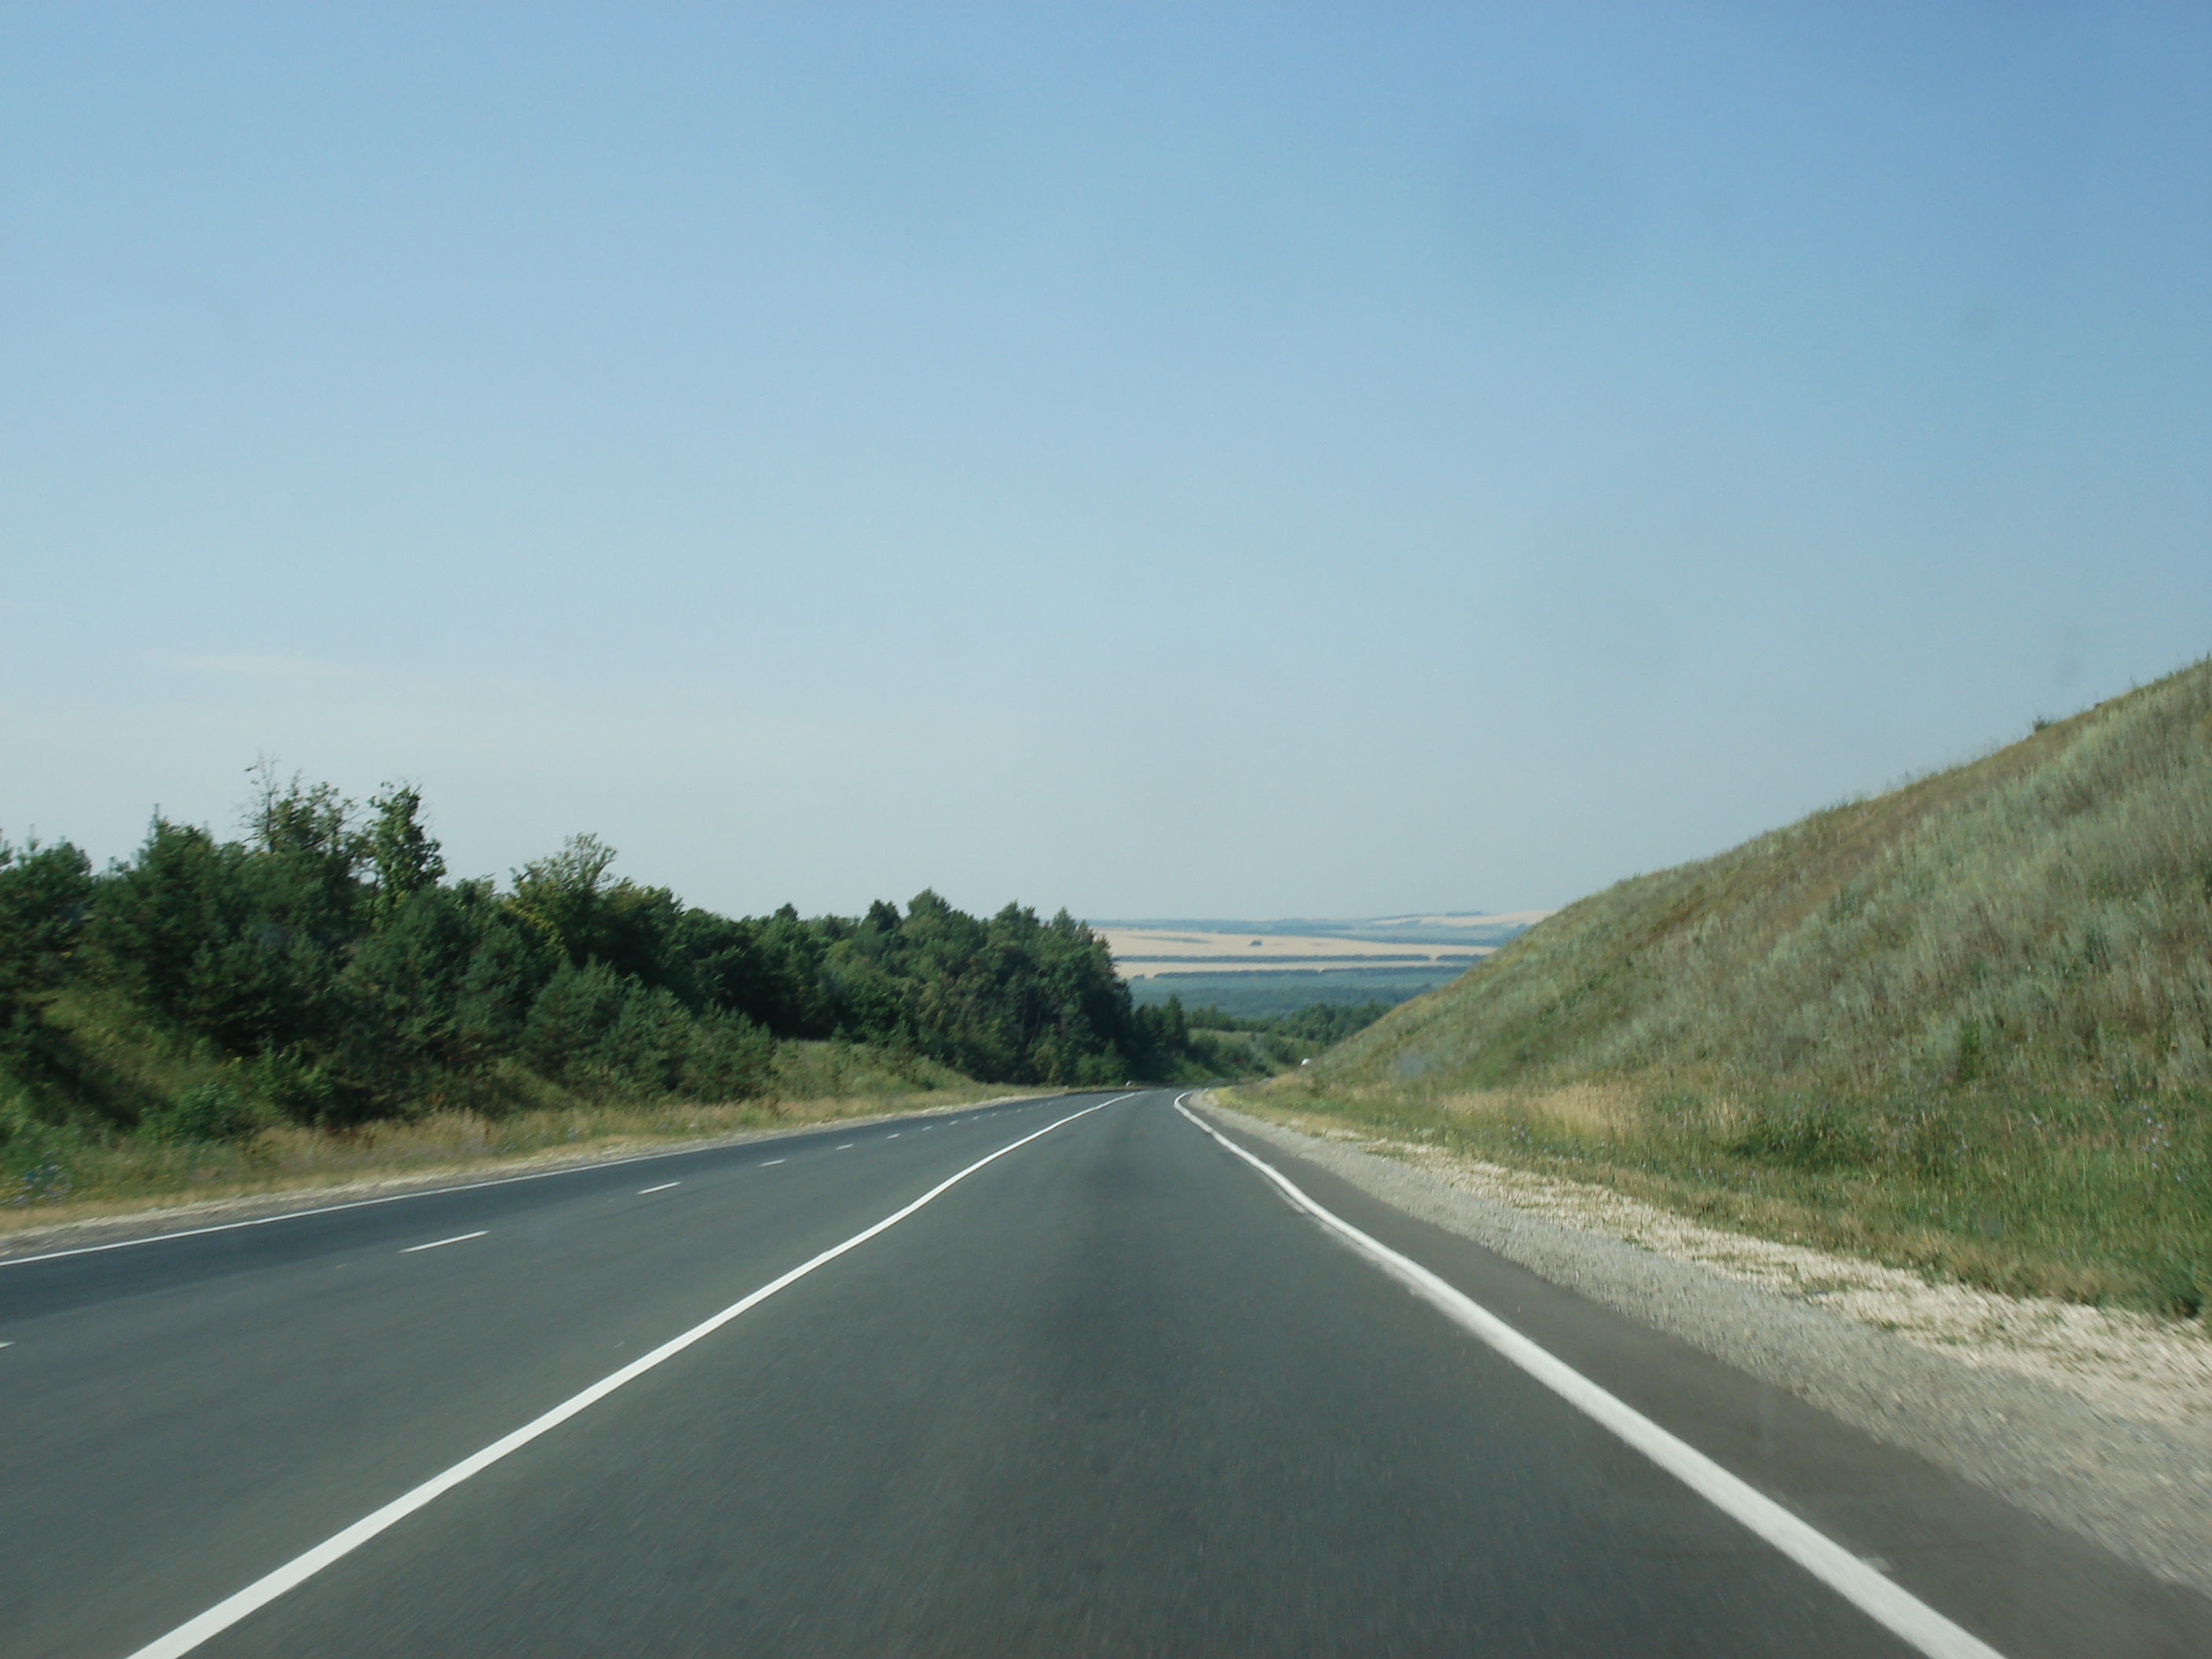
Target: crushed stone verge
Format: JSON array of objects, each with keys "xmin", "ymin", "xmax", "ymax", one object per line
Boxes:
[
  {"xmin": 1199, "ymin": 1096, "xmax": 2212, "ymax": 1600},
  {"xmin": 0, "ymin": 1091, "xmax": 1059, "ymax": 1262}
]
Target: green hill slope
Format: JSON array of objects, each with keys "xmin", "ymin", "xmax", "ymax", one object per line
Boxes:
[{"xmin": 1265, "ymin": 657, "xmax": 2212, "ymax": 1313}]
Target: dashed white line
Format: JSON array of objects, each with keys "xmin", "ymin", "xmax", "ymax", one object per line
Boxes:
[
  {"xmin": 886, "ymin": 1133, "xmax": 900, "ymax": 1139},
  {"xmin": 637, "ymin": 1182, "xmax": 680, "ymax": 1195},
  {"xmin": 0, "ymin": 1095, "xmax": 1068, "ymax": 1271},
  {"xmin": 124, "ymin": 1093, "xmax": 1133, "ymax": 1659},
  {"xmin": 835, "ymin": 1144, "xmax": 855, "ymax": 1151},
  {"xmin": 399, "ymin": 1231, "xmax": 487, "ymax": 1254},
  {"xmin": 760, "ymin": 1159, "xmax": 786, "ymax": 1166}
]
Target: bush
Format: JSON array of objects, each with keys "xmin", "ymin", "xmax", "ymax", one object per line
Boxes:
[
  {"xmin": 143, "ymin": 1081, "xmax": 259, "ymax": 1144},
  {"xmin": 520, "ymin": 960, "xmax": 772, "ymax": 1100}
]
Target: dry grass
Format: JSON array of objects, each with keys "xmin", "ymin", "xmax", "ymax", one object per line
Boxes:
[
  {"xmin": 1237, "ymin": 1075, "xmax": 2171, "ymax": 1309},
  {"xmin": 1287, "ymin": 658, "xmax": 2212, "ymax": 1315},
  {"xmin": 1331, "ymin": 660, "xmax": 2212, "ymax": 1104},
  {"xmin": 1, "ymin": 1041, "xmax": 1014, "ymax": 1239}
]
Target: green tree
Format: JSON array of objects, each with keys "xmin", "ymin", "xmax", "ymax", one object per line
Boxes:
[
  {"xmin": 87, "ymin": 818, "xmax": 357, "ymax": 1057},
  {"xmin": 339, "ymin": 881, "xmax": 548, "ymax": 1101},
  {"xmin": 365, "ymin": 783, "xmax": 446, "ymax": 921},
  {"xmin": 507, "ymin": 834, "xmax": 683, "ymax": 986},
  {"xmin": 0, "ymin": 837, "xmax": 94, "ymax": 1085}
]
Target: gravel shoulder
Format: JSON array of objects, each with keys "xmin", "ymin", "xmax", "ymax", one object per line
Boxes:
[{"xmin": 1199, "ymin": 1094, "xmax": 2212, "ymax": 1600}]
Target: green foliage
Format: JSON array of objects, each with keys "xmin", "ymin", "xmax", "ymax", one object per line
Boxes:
[
  {"xmin": 2, "ymin": 771, "xmax": 1177, "ymax": 1134},
  {"xmin": 507, "ymin": 833, "xmax": 683, "ymax": 986},
  {"xmin": 1128, "ymin": 969, "xmax": 1454, "ymax": 1020},
  {"xmin": 338, "ymin": 881, "xmax": 548, "ymax": 1102},
  {"xmin": 1155, "ymin": 998, "xmax": 1396, "ymax": 1079},
  {"xmin": 1728, "ymin": 1097, "xmax": 1879, "ymax": 1172},
  {"xmin": 816, "ymin": 895, "xmax": 1137, "ymax": 1086},
  {"xmin": 522, "ymin": 960, "xmax": 772, "ymax": 1099},
  {"xmin": 0, "ymin": 836, "xmax": 95, "ymax": 1086},
  {"xmin": 1188, "ymin": 1000, "xmax": 1393, "ymax": 1043},
  {"xmin": 85, "ymin": 818, "xmax": 359, "ymax": 1058},
  {"xmin": 141, "ymin": 1081, "xmax": 258, "ymax": 1145},
  {"xmin": 365, "ymin": 783, "xmax": 446, "ymax": 920}
]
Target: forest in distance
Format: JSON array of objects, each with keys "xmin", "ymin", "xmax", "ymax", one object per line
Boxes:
[{"xmin": 0, "ymin": 771, "xmax": 1387, "ymax": 1158}]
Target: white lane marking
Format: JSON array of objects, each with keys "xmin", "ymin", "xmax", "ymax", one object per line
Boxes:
[
  {"xmin": 886, "ymin": 1133, "xmax": 900, "ymax": 1139},
  {"xmin": 636, "ymin": 1183, "xmax": 681, "ymax": 1195},
  {"xmin": 834, "ymin": 1144, "xmax": 855, "ymax": 1151},
  {"xmin": 399, "ymin": 1232, "xmax": 487, "ymax": 1254},
  {"xmin": 0, "ymin": 1096, "xmax": 1078, "ymax": 1270},
  {"xmin": 1173, "ymin": 1097, "xmax": 2008, "ymax": 1659},
  {"xmin": 125, "ymin": 1094, "xmax": 1131, "ymax": 1659},
  {"xmin": 760, "ymin": 1159, "xmax": 786, "ymax": 1166}
]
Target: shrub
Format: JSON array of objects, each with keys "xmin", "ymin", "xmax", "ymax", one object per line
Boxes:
[{"xmin": 143, "ymin": 1081, "xmax": 259, "ymax": 1144}]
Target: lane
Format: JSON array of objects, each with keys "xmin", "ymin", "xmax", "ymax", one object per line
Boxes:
[
  {"xmin": 0, "ymin": 1093, "xmax": 1065, "ymax": 1323},
  {"xmin": 1192, "ymin": 1104, "xmax": 2212, "ymax": 1659},
  {"xmin": 10, "ymin": 1090, "xmax": 2206, "ymax": 1657},
  {"xmin": 0, "ymin": 1092, "xmax": 1108, "ymax": 1659},
  {"xmin": 149, "ymin": 1087, "xmax": 1924, "ymax": 1658}
]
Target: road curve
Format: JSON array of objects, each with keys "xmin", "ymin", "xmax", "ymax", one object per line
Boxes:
[{"xmin": 3, "ymin": 1090, "xmax": 2206, "ymax": 1657}]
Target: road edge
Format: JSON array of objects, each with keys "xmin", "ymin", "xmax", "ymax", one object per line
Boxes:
[
  {"xmin": 0, "ymin": 1090, "xmax": 1086, "ymax": 1264},
  {"xmin": 1191, "ymin": 1093, "xmax": 2212, "ymax": 1603}
]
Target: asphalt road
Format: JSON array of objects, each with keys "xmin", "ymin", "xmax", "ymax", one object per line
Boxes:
[{"xmin": 5, "ymin": 1090, "xmax": 2208, "ymax": 1657}]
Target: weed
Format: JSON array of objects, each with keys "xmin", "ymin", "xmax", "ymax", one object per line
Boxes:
[{"xmin": 1273, "ymin": 660, "xmax": 2212, "ymax": 1316}]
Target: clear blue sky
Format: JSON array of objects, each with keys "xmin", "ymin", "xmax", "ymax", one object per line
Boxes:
[{"xmin": 4, "ymin": 3, "xmax": 2207, "ymax": 919}]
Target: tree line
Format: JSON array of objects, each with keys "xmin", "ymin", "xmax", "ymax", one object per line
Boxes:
[
  {"xmin": 1163, "ymin": 999, "xmax": 1396, "ymax": 1077},
  {"xmin": 0, "ymin": 771, "xmax": 1210, "ymax": 1139}
]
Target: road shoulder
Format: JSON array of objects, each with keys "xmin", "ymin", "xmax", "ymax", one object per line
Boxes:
[
  {"xmin": 0, "ymin": 1091, "xmax": 1068, "ymax": 1264},
  {"xmin": 1196, "ymin": 1094, "xmax": 2212, "ymax": 1605}
]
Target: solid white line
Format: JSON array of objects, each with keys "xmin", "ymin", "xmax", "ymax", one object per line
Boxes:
[
  {"xmin": 399, "ymin": 1231, "xmax": 486, "ymax": 1254},
  {"xmin": 0, "ymin": 1095, "xmax": 1082, "ymax": 1270},
  {"xmin": 124, "ymin": 1093, "xmax": 1132, "ymax": 1659},
  {"xmin": 636, "ymin": 1183, "xmax": 681, "ymax": 1195},
  {"xmin": 1172, "ymin": 1097, "xmax": 2008, "ymax": 1659}
]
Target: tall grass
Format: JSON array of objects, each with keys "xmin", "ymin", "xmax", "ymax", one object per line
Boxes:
[
  {"xmin": 1247, "ymin": 1076, "xmax": 2209, "ymax": 1313},
  {"xmin": 1284, "ymin": 658, "xmax": 2212, "ymax": 1314},
  {"xmin": 1, "ymin": 1038, "xmax": 998, "ymax": 1234}
]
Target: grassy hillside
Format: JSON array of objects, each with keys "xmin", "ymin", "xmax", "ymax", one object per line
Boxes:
[{"xmin": 1255, "ymin": 658, "xmax": 2212, "ymax": 1314}]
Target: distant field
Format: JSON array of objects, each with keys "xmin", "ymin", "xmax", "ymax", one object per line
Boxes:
[
  {"xmin": 1128, "ymin": 968, "xmax": 1466, "ymax": 1021},
  {"xmin": 1101, "ymin": 912, "xmax": 1541, "ymax": 1019},
  {"xmin": 1098, "ymin": 912, "xmax": 1542, "ymax": 973},
  {"xmin": 1100, "ymin": 929, "xmax": 1488, "ymax": 973}
]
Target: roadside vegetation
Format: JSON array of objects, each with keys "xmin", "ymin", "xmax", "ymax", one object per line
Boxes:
[
  {"xmin": 2, "ymin": 1045, "xmax": 1002, "ymax": 1227},
  {"xmin": 1177, "ymin": 1000, "xmax": 1396, "ymax": 1076},
  {"xmin": 0, "ymin": 767, "xmax": 1224, "ymax": 1218},
  {"xmin": 1239, "ymin": 657, "xmax": 2212, "ymax": 1318},
  {"xmin": 1129, "ymin": 969, "xmax": 1463, "ymax": 1020}
]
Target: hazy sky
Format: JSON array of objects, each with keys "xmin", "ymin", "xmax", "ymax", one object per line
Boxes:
[{"xmin": 4, "ymin": 3, "xmax": 2207, "ymax": 920}]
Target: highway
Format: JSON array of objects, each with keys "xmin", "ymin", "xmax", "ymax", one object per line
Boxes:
[{"xmin": 4, "ymin": 1090, "xmax": 2207, "ymax": 1657}]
